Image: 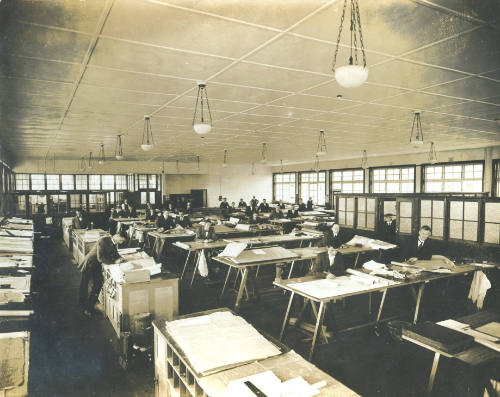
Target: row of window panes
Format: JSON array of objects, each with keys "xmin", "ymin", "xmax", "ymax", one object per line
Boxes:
[
  {"xmin": 274, "ymin": 183, "xmax": 295, "ymax": 203},
  {"xmin": 301, "ymin": 172, "xmax": 325, "ymax": 183},
  {"xmin": 332, "ymin": 170, "xmax": 364, "ymax": 182},
  {"xmin": 15, "ymin": 174, "xmax": 141, "ymax": 191},
  {"xmin": 373, "ymin": 167, "xmax": 414, "ymax": 181},
  {"xmin": 274, "ymin": 173, "xmax": 296, "ymax": 183}
]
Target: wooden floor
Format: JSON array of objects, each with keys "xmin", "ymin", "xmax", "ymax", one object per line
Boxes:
[{"xmin": 28, "ymin": 238, "xmax": 498, "ymax": 396}]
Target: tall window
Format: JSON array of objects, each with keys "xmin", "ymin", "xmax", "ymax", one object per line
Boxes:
[
  {"xmin": 89, "ymin": 175, "xmax": 101, "ymax": 190},
  {"xmin": 138, "ymin": 174, "xmax": 148, "ymax": 189},
  {"xmin": 76, "ymin": 175, "xmax": 88, "ymax": 190},
  {"xmin": 372, "ymin": 167, "xmax": 414, "ymax": 193},
  {"xmin": 424, "ymin": 162, "xmax": 483, "ymax": 193},
  {"xmin": 148, "ymin": 175, "xmax": 157, "ymax": 189},
  {"xmin": 46, "ymin": 174, "xmax": 60, "ymax": 190},
  {"xmin": 332, "ymin": 169, "xmax": 364, "ymax": 193},
  {"xmin": 15, "ymin": 195, "xmax": 26, "ymax": 215},
  {"xmin": 300, "ymin": 172, "xmax": 326, "ymax": 205},
  {"xmin": 101, "ymin": 175, "xmax": 114, "ymax": 190},
  {"xmin": 31, "ymin": 174, "xmax": 45, "ymax": 190},
  {"xmin": 273, "ymin": 173, "xmax": 296, "ymax": 203},
  {"xmin": 61, "ymin": 175, "xmax": 75, "ymax": 190},
  {"xmin": 116, "ymin": 175, "xmax": 127, "ymax": 190},
  {"xmin": 15, "ymin": 174, "xmax": 30, "ymax": 190}
]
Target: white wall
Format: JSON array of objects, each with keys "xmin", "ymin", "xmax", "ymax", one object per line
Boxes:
[{"xmin": 164, "ymin": 163, "xmax": 272, "ymax": 207}]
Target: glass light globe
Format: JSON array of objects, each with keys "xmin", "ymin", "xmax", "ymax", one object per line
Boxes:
[
  {"xmin": 411, "ymin": 140, "xmax": 424, "ymax": 147},
  {"xmin": 194, "ymin": 123, "xmax": 212, "ymax": 135},
  {"xmin": 335, "ymin": 65, "xmax": 368, "ymax": 88},
  {"xmin": 141, "ymin": 144, "xmax": 154, "ymax": 151},
  {"xmin": 115, "ymin": 155, "xmax": 124, "ymax": 161},
  {"xmin": 98, "ymin": 160, "xmax": 104, "ymax": 165},
  {"xmin": 316, "ymin": 151, "xmax": 326, "ymax": 156}
]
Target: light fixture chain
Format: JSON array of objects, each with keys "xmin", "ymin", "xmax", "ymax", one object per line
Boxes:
[
  {"xmin": 350, "ymin": 0, "xmax": 355, "ymax": 64},
  {"xmin": 354, "ymin": 0, "xmax": 367, "ymax": 67},
  {"xmin": 352, "ymin": 1, "xmax": 359, "ymax": 65},
  {"xmin": 203, "ymin": 86, "xmax": 213, "ymax": 124},
  {"xmin": 331, "ymin": 0, "xmax": 348, "ymax": 71},
  {"xmin": 192, "ymin": 85, "xmax": 201, "ymax": 125}
]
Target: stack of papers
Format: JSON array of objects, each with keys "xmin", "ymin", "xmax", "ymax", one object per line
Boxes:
[
  {"xmin": 438, "ymin": 319, "xmax": 500, "ymax": 353},
  {"xmin": 106, "ymin": 257, "xmax": 161, "ymax": 283},
  {"xmin": 347, "ymin": 235, "xmax": 397, "ymax": 250},
  {"xmin": 166, "ymin": 311, "xmax": 281, "ymax": 375},
  {"xmin": 218, "ymin": 242, "xmax": 248, "ymax": 258}
]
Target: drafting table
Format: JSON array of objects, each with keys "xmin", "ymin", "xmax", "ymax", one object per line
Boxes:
[
  {"xmin": 174, "ymin": 232, "xmax": 323, "ymax": 285},
  {"xmin": 402, "ymin": 310, "xmax": 500, "ymax": 396},
  {"xmin": 275, "ymin": 264, "xmax": 478, "ymax": 360},
  {"xmin": 213, "ymin": 246, "xmax": 326, "ymax": 312},
  {"xmin": 147, "ymin": 230, "xmax": 196, "ymax": 263},
  {"xmin": 71, "ymin": 229, "xmax": 108, "ymax": 265}
]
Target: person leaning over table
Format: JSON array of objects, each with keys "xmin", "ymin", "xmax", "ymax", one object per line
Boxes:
[
  {"xmin": 78, "ymin": 232, "xmax": 126, "ymax": 316},
  {"xmin": 325, "ymin": 223, "xmax": 355, "ymax": 276},
  {"xmin": 156, "ymin": 210, "xmax": 176, "ymax": 231}
]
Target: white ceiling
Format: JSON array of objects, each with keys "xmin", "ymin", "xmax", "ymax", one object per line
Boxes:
[{"xmin": 0, "ymin": 0, "xmax": 499, "ymax": 165}]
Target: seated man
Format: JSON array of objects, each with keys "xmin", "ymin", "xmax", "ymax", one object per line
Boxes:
[
  {"xmin": 287, "ymin": 205, "xmax": 299, "ymax": 218},
  {"xmin": 145, "ymin": 203, "xmax": 156, "ymax": 221},
  {"xmin": 156, "ymin": 210, "xmax": 176, "ymax": 231},
  {"xmin": 326, "ymin": 223, "xmax": 354, "ymax": 276},
  {"xmin": 379, "ymin": 213, "xmax": 396, "ymax": 244},
  {"xmin": 269, "ymin": 207, "xmax": 281, "ymax": 220},
  {"xmin": 258, "ymin": 198, "xmax": 270, "ymax": 213},
  {"xmin": 278, "ymin": 200, "xmax": 286, "ymax": 209},
  {"xmin": 230, "ymin": 201, "xmax": 237, "ymax": 212},
  {"xmin": 72, "ymin": 209, "xmax": 88, "ymax": 229},
  {"xmin": 200, "ymin": 220, "xmax": 216, "ymax": 241},
  {"xmin": 220, "ymin": 197, "xmax": 230, "ymax": 219},
  {"xmin": 238, "ymin": 198, "xmax": 247, "ymax": 209},
  {"xmin": 176, "ymin": 209, "xmax": 192, "ymax": 228},
  {"xmin": 298, "ymin": 198, "xmax": 307, "ymax": 211},
  {"xmin": 401, "ymin": 225, "xmax": 453, "ymax": 266},
  {"xmin": 248, "ymin": 212, "xmax": 259, "ymax": 224},
  {"xmin": 78, "ymin": 232, "xmax": 126, "ymax": 316},
  {"xmin": 245, "ymin": 205, "xmax": 253, "ymax": 217}
]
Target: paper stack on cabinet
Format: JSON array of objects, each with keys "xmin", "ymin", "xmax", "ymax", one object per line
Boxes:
[{"xmin": 165, "ymin": 311, "xmax": 281, "ymax": 375}]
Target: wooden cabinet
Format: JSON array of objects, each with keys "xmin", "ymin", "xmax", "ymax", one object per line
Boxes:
[
  {"xmin": 71, "ymin": 229, "xmax": 108, "ymax": 264},
  {"xmin": 0, "ymin": 330, "xmax": 30, "ymax": 397},
  {"xmin": 103, "ymin": 272, "xmax": 178, "ymax": 338}
]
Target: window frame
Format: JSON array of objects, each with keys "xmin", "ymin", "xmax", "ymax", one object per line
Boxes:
[
  {"xmin": 370, "ymin": 165, "xmax": 416, "ymax": 194},
  {"xmin": 422, "ymin": 160, "xmax": 484, "ymax": 194}
]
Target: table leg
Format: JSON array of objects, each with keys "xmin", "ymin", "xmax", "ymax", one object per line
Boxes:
[
  {"xmin": 189, "ymin": 251, "xmax": 200, "ymax": 288},
  {"xmin": 427, "ymin": 352, "xmax": 440, "ymax": 396},
  {"xmin": 309, "ymin": 301, "xmax": 326, "ymax": 361},
  {"xmin": 414, "ymin": 283, "xmax": 426, "ymax": 324},
  {"xmin": 368, "ymin": 293, "xmax": 372, "ymax": 314},
  {"xmin": 376, "ymin": 289, "xmax": 388, "ymax": 323},
  {"xmin": 279, "ymin": 292, "xmax": 295, "ymax": 341},
  {"xmin": 180, "ymin": 251, "xmax": 192, "ymax": 281},
  {"xmin": 220, "ymin": 266, "xmax": 232, "ymax": 298},
  {"xmin": 294, "ymin": 298, "xmax": 309, "ymax": 329},
  {"xmin": 234, "ymin": 268, "xmax": 249, "ymax": 313},
  {"xmin": 287, "ymin": 260, "xmax": 296, "ymax": 279},
  {"xmin": 310, "ymin": 300, "xmax": 329, "ymax": 344},
  {"xmin": 354, "ymin": 253, "xmax": 361, "ymax": 268}
]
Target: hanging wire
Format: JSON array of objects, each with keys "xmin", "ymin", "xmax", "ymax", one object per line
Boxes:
[
  {"xmin": 192, "ymin": 83, "xmax": 213, "ymax": 126},
  {"xmin": 316, "ymin": 130, "xmax": 327, "ymax": 155},
  {"xmin": 115, "ymin": 135, "xmax": 124, "ymax": 159},
  {"xmin": 80, "ymin": 156, "xmax": 86, "ymax": 171},
  {"xmin": 260, "ymin": 143, "xmax": 268, "ymax": 163},
  {"xmin": 280, "ymin": 159, "xmax": 284, "ymax": 173},
  {"xmin": 429, "ymin": 142, "xmax": 438, "ymax": 163},
  {"xmin": 98, "ymin": 144, "xmax": 105, "ymax": 165},
  {"xmin": 88, "ymin": 152, "xmax": 94, "ymax": 169},
  {"xmin": 361, "ymin": 149, "xmax": 368, "ymax": 169},
  {"xmin": 142, "ymin": 116, "xmax": 155, "ymax": 147},
  {"xmin": 196, "ymin": 155, "xmax": 200, "ymax": 170},
  {"xmin": 222, "ymin": 148, "xmax": 228, "ymax": 168},
  {"xmin": 410, "ymin": 111, "xmax": 424, "ymax": 144}
]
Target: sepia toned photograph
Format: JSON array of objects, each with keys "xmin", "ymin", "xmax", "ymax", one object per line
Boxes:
[{"xmin": 0, "ymin": 0, "xmax": 499, "ymax": 396}]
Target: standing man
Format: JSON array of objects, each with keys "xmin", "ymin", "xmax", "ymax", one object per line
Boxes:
[
  {"xmin": 78, "ymin": 233, "xmax": 126, "ymax": 316},
  {"xmin": 307, "ymin": 197, "xmax": 314, "ymax": 211},
  {"xmin": 250, "ymin": 196, "xmax": 259, "ymax": 212}
]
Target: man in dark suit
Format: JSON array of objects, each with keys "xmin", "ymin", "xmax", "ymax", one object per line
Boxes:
[
  {"xmin": 78, "ymin": 233, "xmax": 126, "ymax": 315},
  {"xmin": 250, "ymin": 196, "xmax": 259, "ymax": 212},
  {"xmin": 287, "ymin": 205, "xmax": 299, "ymax": 218},
  {"xmin": 326, "ymin": 223, "xmax": 354, "ymax": 275},
  {"xmin": 307, "ymin": 197, "xmax": 314, "ymax": 211},
  {"xmin": 298, "ymin": 198, "xmax": 307, "ymax": 211},
  {"xmin": 72, "ymin": 209, "xmax": 88, "ymax": 229},
  {"xmin": 278, "ymin": 200, "xmax": 286, "ymax": 209},
  {"xmin": 200, "ymin": 220, "xmax": 216, "ymax": 241},
  {"xmin": 379, "ymin": 213, "xmax": 396, "ymax": 244},
  {"xmin": 176, "ymin": 209, "xmax": 192, "ymax": 228},
  {"xmin": 258, "ymin": 199, "xmax": 270, "ymax": 213},
  {"xmin": 156, "ymin": 210, "xmax": 176, "ymax": 231},
  {"xmin": 238, "ymin": 198, "xmax": 247, "ymax": 209},
  {"xmin": 145, "ymin": 203, "xmax": 156, "ymax": 221},
  {"xmin": 403, "ymin": 225, "xmax": 433, "ymax": 261}
]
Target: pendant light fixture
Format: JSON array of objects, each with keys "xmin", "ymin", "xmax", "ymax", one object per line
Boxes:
[
  {"xmin": 331, "ymin": 0, "xmax": 368, "ymax": 88},
  {"xmin": 115, "ymin": 135, "xmax": 124, "ymax": 160},
  {"xmin": 410, "ymin": 111, "xmax": 424, "ymax": 147},
  {"xmin": 316, "ymin": 129, "xmax": 327, "ymax": 156},
  {"xmin": 98, "ymin": 144, "xmax": 105, "ymax": 165},
  {"xmin": 222, "ymin": 148, "xmax": 228, "ymax": 168},
  {"xmin": 280, "ymin": 159, "xmax": 284, "ymax": 173},
  {"xmin": 361, "ymin": 149, "xmax": 368, "ymax": 169},
  {"xmin": 196, "ymin": 155, "xmax": 200, "ymax": 171},
  {"xmin": 141, "ymin": 116, "xmax": 154, "ymax": 151},
  {"xmin": 192, "ymin": 82, "xmax": 213, "ymax": 136},
  {"xmin": 313, "ymin": 155, "xmax": 320, "ymax": 173},
  {"xmin": 260, "ymin": 143, "xmax": 268, "ymax": 163},
  {"xmin": 88, "ymin": 152, "xmax": 94, "ymax": 169},
  {"xmin": 79, "ymin": 156, "xmax": 86, "ymax": 171},
  {"xmin": 429, "ymin": 142, "xmax": 438, "ymax": 164}
]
